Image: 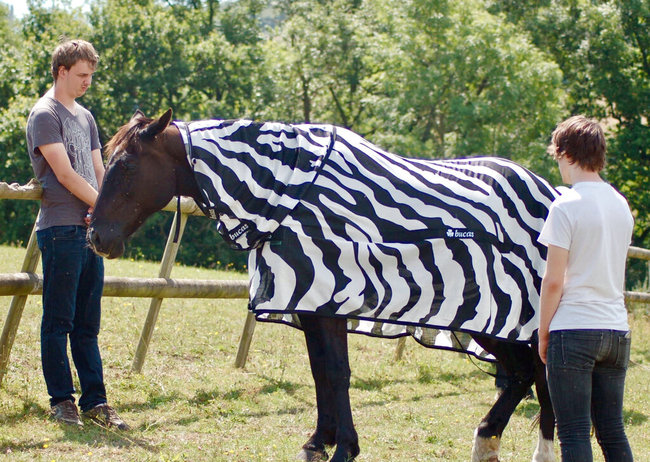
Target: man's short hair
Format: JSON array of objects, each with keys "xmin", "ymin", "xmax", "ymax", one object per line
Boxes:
[
  {"xmin": 51, "ymin": 39, "xmax": 99, "ymax": 81},
  {"xmin": 547, "ymin": 115, "xmax": 606, "ymax": 172}
]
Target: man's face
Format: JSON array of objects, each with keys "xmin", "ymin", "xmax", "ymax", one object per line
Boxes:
[{"xmin": 58, "ymin": 60, "xmax": 95, "ymax": 98}]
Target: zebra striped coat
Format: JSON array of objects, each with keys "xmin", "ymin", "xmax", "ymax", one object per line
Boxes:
[{"xmin": 175, "ymin": 119, "xmax": 558, "ymax": 358}]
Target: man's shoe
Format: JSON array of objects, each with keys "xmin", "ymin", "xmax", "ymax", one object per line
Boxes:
[
  {"xmin": 50, "ymin": 400, "xmax": 83, "ymax": 426},
  {"xmin": 82, "ymin": 403, "xmax": 130, "ymax": 430}
]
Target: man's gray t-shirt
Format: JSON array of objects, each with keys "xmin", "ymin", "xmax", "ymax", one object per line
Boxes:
[{"xmin": 26, "ymin": 95, "xmax": 101, "ymax": 230}]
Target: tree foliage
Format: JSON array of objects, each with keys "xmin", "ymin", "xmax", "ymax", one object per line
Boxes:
[
  {"xmin": 371, "ymin": 0, "xmax": 564, "ymax": 167},
  {"xmin": 491, "ymin": 0, "xmax": 650, "ymax": 282},
  {"xmin": 0, "ymin": 0, "xmax": 647, "ymax": 284}
]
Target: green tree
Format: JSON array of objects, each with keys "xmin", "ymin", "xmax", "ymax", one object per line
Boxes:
[
  {"xmin": 492, "ymin": 0, "xmax": 650, "ymax": 284},
  {"xmin": 0, "ymin": 2, "xmax": 22, "ymax": 111},
  {"xmin": 184, "ymin": 0, "xmax": 268, "ymax": 119},
  {"xmin": 369, "ymin": 0, "xmax": 564, "ymax": 173},
  {"xmin": 0, "ymin": 5, "xmax": 35, "ymax": 246},
  {"xmin": 86, "ymin": 0, "xmax": 193, "ymax": 137},
  {"xmin": 260, "ymin": 0, "xmax": 378, "ymax": 131},
  {"xmin": 0, "ymin": 1, "xmax": 92, "ymax": 245}
]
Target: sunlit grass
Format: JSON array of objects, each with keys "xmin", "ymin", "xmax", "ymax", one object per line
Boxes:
[{"xmin": 1, "ymin": 244, "xmax": 648, "ymax": 461}]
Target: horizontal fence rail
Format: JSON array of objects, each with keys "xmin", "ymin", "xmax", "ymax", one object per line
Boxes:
[
  {"xmin": 625, "ymin": 246, "xmax": 650, "ymax": 304},
  {"xmin": 625, "ymin": 291, "xmax": 650, "ymax": 303},
  {"xmin": 628, "ymin": 246, "xmax": 650, "ymax": 261},
  {"xmin": 0, "ymin": 179, "xmax": 205, "ymax": 216},
  {"xmin": 0, "ymin": 272, "xmax": 248, "ymax": 298}
]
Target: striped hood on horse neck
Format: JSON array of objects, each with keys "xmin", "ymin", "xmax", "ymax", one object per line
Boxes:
[{"xmin": 174, "ymin": 119, "xmax": 336, "ymax": 250}]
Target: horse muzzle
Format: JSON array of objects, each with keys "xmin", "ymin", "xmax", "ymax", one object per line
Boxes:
[{"xmin": 86, "ymin": 226, "xmax": 126, "ymax": 259}]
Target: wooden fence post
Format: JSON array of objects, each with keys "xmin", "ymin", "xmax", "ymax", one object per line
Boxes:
[
  {"xmin": 0, "ymin": 220, "xmax": 41, "ymax": 386},
  {"xmin": 131, "ymin": 209, "xmax": 188, "ymax": 373},
  {"xmin": 234, "ymin": 312, "xmax": 256, "ymax": 368},
  {"xmin": 394, "ymin": 337, "xmax": 407, "ymax": 362}
]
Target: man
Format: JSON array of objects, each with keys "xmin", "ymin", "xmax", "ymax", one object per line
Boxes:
[{"xmin": 26, "ymin": 39, "xmax": 129, "ymax": 430}]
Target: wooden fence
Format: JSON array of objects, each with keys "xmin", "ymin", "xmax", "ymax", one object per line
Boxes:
[
  {"xmin": 0, "ymin": 180, "xmax": 253, "ymax": 387},
  {"xmin": 1, "ymin": 180, "xmax": 649, "ymax": 385}
]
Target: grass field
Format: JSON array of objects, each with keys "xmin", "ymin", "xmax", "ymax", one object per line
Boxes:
[{"xmin": 0, "ymin": 243, "xmax": 648, "ymax": 461}]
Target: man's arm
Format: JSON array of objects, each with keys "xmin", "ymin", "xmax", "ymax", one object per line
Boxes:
[
  {"xmin": 39, "ymin": 142, "xmax": 99, "ymax": 206},
  {"xmin": 537, "ymin": 244, "xmax": 569, "ymax": 364},
  {"xmin": 83, "ymin": 148, "xmax": 105, "ymax": 224},
  {"xmin": 92, "ymin": 148, "xmax": 105, "ymax": 190}
]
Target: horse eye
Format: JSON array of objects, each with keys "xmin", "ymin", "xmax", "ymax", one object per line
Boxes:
[{"xmin": 115, "ymin": 155, "xmax": 135, "ymax": 173}]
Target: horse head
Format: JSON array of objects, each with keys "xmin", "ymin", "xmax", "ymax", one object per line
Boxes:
[{"xmin": 87, "ymin": 109, "xmax": 197, "ymax": 258}]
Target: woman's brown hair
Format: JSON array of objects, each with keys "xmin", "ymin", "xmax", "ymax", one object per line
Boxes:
[{"xmin": 547, "ymin": 115, "xmax": 606, "ymax": 172}]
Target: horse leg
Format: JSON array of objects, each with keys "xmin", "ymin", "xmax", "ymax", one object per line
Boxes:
[
  {"xmin": 298, "ymin": 315, "xmax": 337, "ymax": 461},
  {"xmin": 297, "ymin": 314, "xmax": 359, "ymax": 462},
  {"xmin": 531, "ymin": 341, "xmax": 556, "ymax": 462},
  {"xmin": 470, "ymin": 336, "xmax": 537, "ymax": 462}
]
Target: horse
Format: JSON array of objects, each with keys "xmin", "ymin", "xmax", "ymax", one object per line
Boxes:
[{"xmin": 88, "ymin": 109, "xmax": 556, "ymax": 462}]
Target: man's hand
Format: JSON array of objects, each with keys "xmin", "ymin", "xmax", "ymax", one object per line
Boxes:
[{"xmin": 84, "ymin": 207, "xmax": 93, "ymax": 226}]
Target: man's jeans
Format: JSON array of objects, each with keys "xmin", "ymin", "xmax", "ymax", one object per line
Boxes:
[
  {"xmin": 37, "ymin": 225, "xmax": 106, "ymax": 412},
  {"xmin": 547, "ymin": 329, "xmax": 633, "ymax": 462}
]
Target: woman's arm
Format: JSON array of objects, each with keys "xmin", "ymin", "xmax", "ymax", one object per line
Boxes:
[{"xmin": 538, "ymin": 244, "xmax": 569, "ymax": 364}]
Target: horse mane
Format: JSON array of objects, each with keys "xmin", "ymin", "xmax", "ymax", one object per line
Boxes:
[{"xmin": 104, "ymin": 114, "xmax": 154, "ymax": 158}]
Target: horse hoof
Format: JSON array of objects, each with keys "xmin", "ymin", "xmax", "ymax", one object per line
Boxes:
[
  {"xmin": 330, "ymin": 447, "xmax": 358, "ymax": 462},
  {"xmin": 297, "ymin": 448, "xmax": 328, "ymax": 461},
  {"xmin": 471, "ymin": 431, "xmax": 501, "ymax": 462},
  {"xmin": 532, "ymin": 431, "xmax": 556, "ymax": 462}
]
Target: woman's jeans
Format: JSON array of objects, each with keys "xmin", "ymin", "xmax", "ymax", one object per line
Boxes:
[
  {"xmin": 37, "ymin": 225, "xmax": 106, "ymax": 412},
  {"xmin": 547, "ymin": 329, "xmax": 633, "ymax": 462}
]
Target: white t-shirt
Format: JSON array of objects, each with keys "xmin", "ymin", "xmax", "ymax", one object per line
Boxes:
[{"xmin": 538, "ymin": 182, "xmax": 633, "ymax": 332}]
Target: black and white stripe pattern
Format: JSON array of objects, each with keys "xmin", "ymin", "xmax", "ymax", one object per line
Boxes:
[{"xmin": 175, "ymin": 120, "xmax": 558, "ymax": 358}]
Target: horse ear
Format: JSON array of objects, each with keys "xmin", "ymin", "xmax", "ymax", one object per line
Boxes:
[
  {"xmin": 139, "ymin": 108, "xmax": 173, "ymax": 140},
  {"xmin": 131, "ymin": 109, "xmax": 146, "ymax": 121}
]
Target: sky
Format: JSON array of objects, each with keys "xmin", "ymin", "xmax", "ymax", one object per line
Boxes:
[{"xmin": 3, "ymin": 0, "xmax": 89, "ymax": 18}]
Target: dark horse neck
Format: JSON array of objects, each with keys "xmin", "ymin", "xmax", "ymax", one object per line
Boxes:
[{"xmin": 162, "ymin": 124, "xmax": 203, "ymax": 204}]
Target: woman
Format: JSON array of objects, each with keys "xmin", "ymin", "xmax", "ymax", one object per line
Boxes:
[{"xmin": 538, "ymin": 115, "xmax": 634, "ymax": 461}]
